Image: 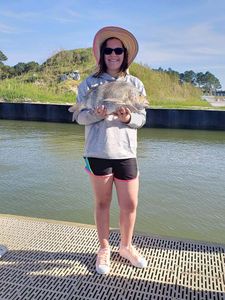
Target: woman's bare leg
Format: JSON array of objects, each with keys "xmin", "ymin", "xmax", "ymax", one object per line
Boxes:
[
  {"xmin": 114, "ymin": 177, "xmax": 139, "ymax": 247},
  {"xmin": 89, "ymin": 174, "xmax": 114, "ymax": 249}
]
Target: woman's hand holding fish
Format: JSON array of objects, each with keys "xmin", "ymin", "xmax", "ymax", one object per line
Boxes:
[
  {"xmin": 95, "ymin": 105, "xmax": 107, "ymax": 118},
  {"xmin": 116, "ymin": 107, "xmax": 131, "ymax": 124}
]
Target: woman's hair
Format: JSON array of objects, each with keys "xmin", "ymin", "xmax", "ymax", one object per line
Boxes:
[{"xmin": 93, "ymin": 37, "xmax": 128, "ymax": 77}]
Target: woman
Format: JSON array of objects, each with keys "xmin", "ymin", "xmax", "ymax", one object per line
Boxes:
[{"xmin": 75, "ymin": 26, "xmax": 147, "ymax": 275}]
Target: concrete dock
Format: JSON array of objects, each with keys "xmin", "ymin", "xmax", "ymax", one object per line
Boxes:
[{"xmin": 0, "ymin": 215, "xmax": 224, "ymax": 299}]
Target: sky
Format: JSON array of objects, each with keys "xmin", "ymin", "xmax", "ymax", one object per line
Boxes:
[{"xmin": 1, "ymin": 0, "xmax": 225, "ymax": 89}]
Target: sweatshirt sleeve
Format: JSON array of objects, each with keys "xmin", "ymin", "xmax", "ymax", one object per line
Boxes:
[
  {"xmin": 127, "ymin": 109, "xmax": 146, "ymax": 129},
  {"xmin": 76, "ymin": 109, "xmax": 104, "ymax": 125},
  {"xmin": 127, "ymin": 77, "xmax": 147, "ymax": 129},
  {"xmin": 75, "ymin": 78, "xmax": 104, "ymax": 125}
]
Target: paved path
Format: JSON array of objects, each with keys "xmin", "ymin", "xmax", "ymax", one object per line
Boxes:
[
  {"xmin": 202, "ymin": 96, "xmax": 225, "ymax": 107},
  {"xmin": 0, "ymin": 215, "xmax": 225, "ymax": 300}
]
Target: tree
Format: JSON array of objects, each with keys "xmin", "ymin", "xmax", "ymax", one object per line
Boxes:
[
  {"xmin": 156, "ymin": 67, "xmax": 164, "ymax": 72},
  {"xmin": 201, "ymin": 71, "xmax": 221, "ymax": 94},
  {"xmin": 13, "ymin": 62, "xmax": 27, "ymax": 75},
  {"xmin": 0, "ymin": 65, "xmax": 15, "ymax": 79},
  {"xmin": 183, "ymin": 70, "xmax": 197, "ymax": 85},
  {"xmin": 196, "ymin": 72, "xmax": 205, "ymax": 88},
  {"xmin": 0, "ymin": 50, "xmax": 8, "ymax": 64},
  {"xmin": 24, "ymin": 61, "xmax": 40, "ymax": 72}
]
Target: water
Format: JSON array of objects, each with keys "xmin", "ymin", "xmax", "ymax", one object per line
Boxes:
[{"xmin": 1, "ymin": 120, "xmax": 225, "ymax": 244}]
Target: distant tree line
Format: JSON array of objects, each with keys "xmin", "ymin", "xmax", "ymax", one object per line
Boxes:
[
  {"xmin": 154, "ymin": 67, "xmax": 222, "ymax": 94},
  {"xmin": 0, "ymin": 51, "xmax": 41, "ymax": 79},
  {"xmin": 0, "ymin": 50, "xmax": 222, "ymax": 94}
]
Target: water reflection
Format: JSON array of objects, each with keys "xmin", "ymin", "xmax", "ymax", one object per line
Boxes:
[{"xmin": 1, "ymin": 120, "xmax": 225, "ymax": 244}]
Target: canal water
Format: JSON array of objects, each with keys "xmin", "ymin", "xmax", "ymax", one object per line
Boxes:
[{"xmin": 1, "ymin": 120, "xmax": 225, "ymax": 244}]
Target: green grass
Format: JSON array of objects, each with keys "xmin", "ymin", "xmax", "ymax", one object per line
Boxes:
[
  {"xmin": 0, "ymin": 78, "xmax": 75, "ymax": 104},
  {"xmin": 130, "ymin": 63, "xmax": 211, "ymax": 109},
  {"xmin": 0, "ymin": 74, "xmax": 212, "ymax": 108}
]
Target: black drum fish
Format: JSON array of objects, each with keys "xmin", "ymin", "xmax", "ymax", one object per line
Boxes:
[{"xmin": 69, "ymin": 81, "xmax": 149, "ymax": 121}]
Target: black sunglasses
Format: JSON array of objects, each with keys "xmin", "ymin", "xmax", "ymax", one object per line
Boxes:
[{"xmin": 104, "ymin": 47, "xmax": 124, "ymax": 55}]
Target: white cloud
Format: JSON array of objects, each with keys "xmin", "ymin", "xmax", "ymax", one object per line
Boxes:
[
  {"xmin": 137, "ymin": 20, "xmax": 225, "ymax": 65},
  {"xmin": 135, "ymin": 21, "xmax": 225, "ymax": 88},
  {"xmin": 0, "ymin": 10, "xmax": 41, "ymax": 20},
  {"xmin": 0, "ymin": 22, "xmax": 16, "ymax": 34}
]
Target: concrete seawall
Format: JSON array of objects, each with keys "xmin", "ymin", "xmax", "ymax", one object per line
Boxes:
[
  {"xmin": 1, "ymin": 102, "xmax": 225, "ymax": 130},
  {"xmin": 145, "ymin": 107, "xmax": 225, "ymax": 130}
]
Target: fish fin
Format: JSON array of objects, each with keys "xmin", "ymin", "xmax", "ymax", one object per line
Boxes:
[
  {"xmin": 68, "ymin": 105, "xmax": 77, "ymax": 112},
  {"xmin": 68, "ymin": 104, "xmax": 82, "ymax": 122}
]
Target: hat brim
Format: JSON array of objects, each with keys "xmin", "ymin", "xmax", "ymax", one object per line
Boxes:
[{"xmin": 93, "ymin": 26, "xmax": 138, "ymax": 67}]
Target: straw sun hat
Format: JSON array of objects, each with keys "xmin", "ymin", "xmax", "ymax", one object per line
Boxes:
[{"xmin": 93, "ymin": 26, "xmax": 139, "ymax": 67}]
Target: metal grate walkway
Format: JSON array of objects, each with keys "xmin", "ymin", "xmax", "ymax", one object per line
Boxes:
[{"xmin": 0, "ymin": 215, "xmax": 224, "ymax": 300}]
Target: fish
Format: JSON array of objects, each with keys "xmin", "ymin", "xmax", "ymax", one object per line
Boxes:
[{"xmin": 69, "ymin": 81, "xmax": 149, "ymax": 121}]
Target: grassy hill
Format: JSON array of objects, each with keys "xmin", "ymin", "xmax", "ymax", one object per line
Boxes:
[{"xmin": 0, "ymin": 48, "xmax": 210, "ymax": 108}]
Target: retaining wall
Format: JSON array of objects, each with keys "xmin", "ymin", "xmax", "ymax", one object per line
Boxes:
[{"xmin": 0, "ymin": 102, "xmax": 225, "ymax": 130}]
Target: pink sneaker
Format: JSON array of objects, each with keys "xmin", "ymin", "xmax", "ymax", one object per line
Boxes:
[
  {"xmin": 119, "ymin": 244, "xmax": 147, "ymax": 268},
  {"xmin": 96, "ymin": 247, "xmax": 110, "ymax": 275}
]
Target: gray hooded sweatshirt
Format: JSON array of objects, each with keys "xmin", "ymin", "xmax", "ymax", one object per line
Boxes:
[{"xmin": 75, "ymin": 72, "xmax": 147, "ymax": 159}]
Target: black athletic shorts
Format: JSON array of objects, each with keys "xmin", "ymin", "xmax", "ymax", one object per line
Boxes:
[{"xmin": 84, "ymin": 157, "xmax": 138, "ymax": 180}]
